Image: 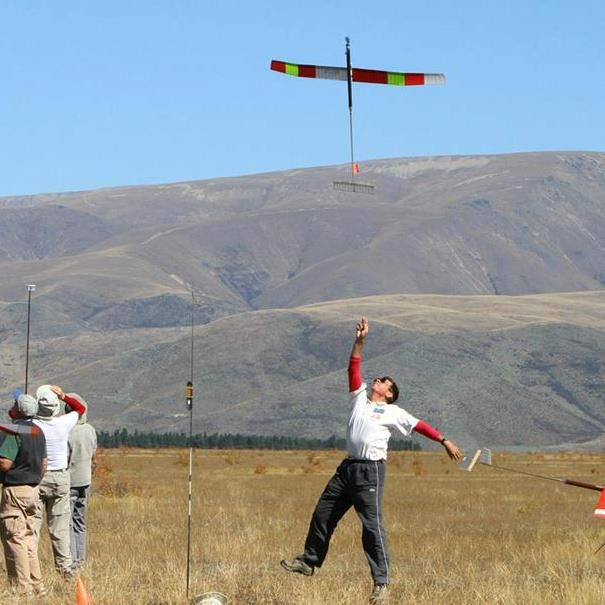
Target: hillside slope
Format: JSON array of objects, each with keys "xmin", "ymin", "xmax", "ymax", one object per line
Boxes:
[
  {"xmin": 1, "ymin": 152, "xmax": 605, "ymax": 448},
  {"xmin": 1, "ymin": 152, "xmax": 604, "ymax": 327},
  {"xmin": 2, "ymin": 292, "xmax": 603, "ymax": 449}
]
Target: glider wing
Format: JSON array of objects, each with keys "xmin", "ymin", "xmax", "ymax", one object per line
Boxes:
[{"xmin": 270, "ymin": 60, "xmax": 445, "ymax": 86}]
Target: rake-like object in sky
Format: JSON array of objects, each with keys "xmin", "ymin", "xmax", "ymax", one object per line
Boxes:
[{"xmin": 271, "ymin": 37, "xmax": 445, "ymax": 194}]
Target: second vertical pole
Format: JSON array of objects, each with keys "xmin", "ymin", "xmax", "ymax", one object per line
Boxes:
[
  {"xmin": 24, "ymin": 284, "xmax": 36, "ymax": 393},
  {"xmin": 185, "ymin": 289, "xmax": 195, "ymax": 598}
]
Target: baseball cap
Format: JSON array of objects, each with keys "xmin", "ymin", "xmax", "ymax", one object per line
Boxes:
[{"xmin": 16, "ymin": 393, "xmax": 38, "ymax": 418}]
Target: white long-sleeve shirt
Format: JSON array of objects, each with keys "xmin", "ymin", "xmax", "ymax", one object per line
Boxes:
[
  {"xmin": 33, "ymin": 412, "xmax": 79, "ymax": 470},
  {"xmin": 346, "ymin": 383, "xmax": 419, "ymax": 461}
]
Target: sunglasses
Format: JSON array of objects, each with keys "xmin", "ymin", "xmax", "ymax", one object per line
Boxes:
[{"xmin": 375, "ymin": 377, "xmax": 393, "ymax": 393}]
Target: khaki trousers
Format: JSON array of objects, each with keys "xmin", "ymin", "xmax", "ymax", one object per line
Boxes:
[
  {"xmin": 33, "ymin": 469, "xmax": 72, "ymax": 572},
  {"xmin": 0, "ymin": 484, "xmax": 44, "ymax": 593}
]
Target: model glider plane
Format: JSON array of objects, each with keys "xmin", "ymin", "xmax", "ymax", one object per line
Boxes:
[{"xmin": 270, "ymin": 37, "xmax": 445, "ymax": 193}]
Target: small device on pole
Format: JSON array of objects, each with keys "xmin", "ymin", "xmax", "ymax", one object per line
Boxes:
[
  {"xmin": 24, "ymin": 284, "xmax": 36, "ymax": 393},
  {"xmin": 185, "ymin": 290, "xmax": 195, "ymax": 598}
]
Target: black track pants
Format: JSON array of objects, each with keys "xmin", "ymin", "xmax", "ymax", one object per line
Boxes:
[{"xmin": 300, "ymin": 458, "xmax": 389, "ymax": 584}]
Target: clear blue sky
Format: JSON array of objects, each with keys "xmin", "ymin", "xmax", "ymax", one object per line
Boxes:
[{"xmin": 1, "ymin": 1, "xmax": 604, "ymax": 196}]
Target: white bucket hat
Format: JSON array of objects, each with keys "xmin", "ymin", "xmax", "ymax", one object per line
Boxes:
[{"xmin": 36, "ymin": 385, "xmax": 61, "ymax": 418}]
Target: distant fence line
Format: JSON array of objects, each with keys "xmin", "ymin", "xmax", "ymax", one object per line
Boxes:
[{"xmin": 97, "ymin": 429, "xmax": 421, "ymax": 451}]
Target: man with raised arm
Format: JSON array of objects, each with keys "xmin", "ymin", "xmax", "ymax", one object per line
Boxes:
[
  {"xmin": 32, "ymin": 384, "xmax": 86, "ymax": 578},
  {"xmin": 281, "ymin": 317, "xmax": 462, "ymax": 604}
]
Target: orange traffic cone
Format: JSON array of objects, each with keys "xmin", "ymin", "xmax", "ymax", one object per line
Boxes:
[
  {"xmin": 75, "ymin": 577, "xmax": 91, "ymax": 605},
  {"xmin": 594, "ymin": 488, "xmax": 605, "ymax": 519}
]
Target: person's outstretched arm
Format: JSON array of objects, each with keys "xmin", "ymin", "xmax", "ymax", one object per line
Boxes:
[
  {"xmin": 413, "ymin": 420, "xmax": 463, "ymax": 461},
  {"xmin": 348, "ymin": 317, "xmax": 368, "ymax": 392}
]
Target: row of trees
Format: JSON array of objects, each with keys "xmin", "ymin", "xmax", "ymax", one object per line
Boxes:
[{"xmin": 97, "ymin": 428, "xmax": 421, "ymax": 451}]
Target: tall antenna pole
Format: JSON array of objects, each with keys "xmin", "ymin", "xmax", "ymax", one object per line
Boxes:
[
  {"xmin": 185, "ymin": 290, "xmax": 195, "ymax": 598},
  {"xmin": 24, "ymin": 284, "xmax": 36, "ymax": 393}
]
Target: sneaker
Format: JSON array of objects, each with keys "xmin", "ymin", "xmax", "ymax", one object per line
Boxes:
[
  {"xmin": 369, "ymin": 583, "xmax": 388, "ymax": 604},
  {"xmin": 280, "ymin": 558, "xmax": 314, "ymax": 576}
]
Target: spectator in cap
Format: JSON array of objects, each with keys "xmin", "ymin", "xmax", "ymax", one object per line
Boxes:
[
  {"xmin": 7, "ymin": 390, "xmax": 38, "ymax": 420},
  {"xmin": 0, "ymin": 391, "xmax": 48, "ymax": 597},
  {"xmin": 32, "ymin": 384, "xmax": 85, "ymax": 578},
  {"xmin": 66, "ymin": 393, "xmax": 97, "ymax": 571}
]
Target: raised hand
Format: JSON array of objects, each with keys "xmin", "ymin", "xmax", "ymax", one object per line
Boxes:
[
  {"xmin": 356, "ymin": 317, "xmax": 369, "ymax": 340},
  {"xmin": 49, "ymin": 385, "xmax": 65, "ymax": 400}
]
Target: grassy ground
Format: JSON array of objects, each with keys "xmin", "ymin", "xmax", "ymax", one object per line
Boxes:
[{"xmin": 7, "ymin": 449, "xmax": 605, "ymax": 604}]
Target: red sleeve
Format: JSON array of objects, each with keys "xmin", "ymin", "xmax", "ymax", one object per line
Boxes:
[
  {"xmin": 348, "ymin": 355, "xmax": 363, "ymax": 392},
  {"xmin": 63, "ymin": 394, "xmax": 86, "ymax": 418},
  {"xmin": 413, "ymin": 419, "xmax": 442, "ymax": 441}
]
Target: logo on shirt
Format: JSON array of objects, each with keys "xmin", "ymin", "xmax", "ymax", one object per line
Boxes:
[{"xmin": 369, "ymin": 406, "xmax": 386, "ymax": 422}]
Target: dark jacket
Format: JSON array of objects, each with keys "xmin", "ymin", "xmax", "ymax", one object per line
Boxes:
[{"xmin": 0, "ymin": 421, "xmax": 47, "ymax": 486}]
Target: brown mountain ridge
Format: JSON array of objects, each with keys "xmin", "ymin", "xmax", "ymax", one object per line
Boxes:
[{"xmin": 1, "ymin": 151, "xmax": 604, "ymax": 448}]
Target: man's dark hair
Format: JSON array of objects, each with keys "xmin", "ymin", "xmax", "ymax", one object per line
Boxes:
[{"xmin": 383, "ymin": 376, "xmax": 399, "ymax": 404}]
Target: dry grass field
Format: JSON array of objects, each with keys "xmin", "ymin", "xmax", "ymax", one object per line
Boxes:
[{"xmin": 9, "ymin": 449, "xmax": 605, "ymax": 604}]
